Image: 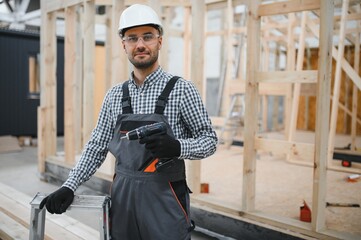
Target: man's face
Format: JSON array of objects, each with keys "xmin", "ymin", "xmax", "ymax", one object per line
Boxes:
[{"xmin": 122, "ymin": 26, "xmax": 162, "ymax": 69}]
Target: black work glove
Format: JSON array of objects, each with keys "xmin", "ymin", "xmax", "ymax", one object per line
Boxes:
[
  {"xmin": 39, "ymin": 186, "xmax": 74, "ymax": 214},
  {"xmin": 139, "ymin": 132, "xmax": 181, "ymax": 159}
]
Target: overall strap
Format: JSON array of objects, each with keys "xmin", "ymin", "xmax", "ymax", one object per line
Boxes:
[
  {"xmin": 154, "ymin": 76, "xmax": 180, "ymax": 114},
  {"xmin": 121, "ymin": 80, "xmax": 133, "ymax": 114}
]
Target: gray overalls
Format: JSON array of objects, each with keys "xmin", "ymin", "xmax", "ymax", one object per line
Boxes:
[{"xmin": 108, "ymin": 77, "xmax": 193, "ymax": 240}]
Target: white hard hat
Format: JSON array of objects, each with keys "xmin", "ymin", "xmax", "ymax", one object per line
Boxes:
[{"xmin": 118, "ymin": 4, "xmax": 163, "ymax": 37}]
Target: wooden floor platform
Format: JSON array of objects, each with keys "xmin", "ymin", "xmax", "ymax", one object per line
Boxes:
[{"xmin": 0, "ymin": 182, "xmax": 99, "ymax": 240}]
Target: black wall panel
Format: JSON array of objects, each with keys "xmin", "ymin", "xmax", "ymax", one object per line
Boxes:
[{"xmin": 0, "ymin": 29, "xmax": 64, "ymax": 137}]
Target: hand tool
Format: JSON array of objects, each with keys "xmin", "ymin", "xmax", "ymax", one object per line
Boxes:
[{"xmin": 121, "ymin": 122, "xmax": 167, "ymax": 140}]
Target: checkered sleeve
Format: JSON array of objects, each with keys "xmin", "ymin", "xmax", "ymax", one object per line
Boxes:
[
  {"xmin": 177, "ymin": 81, "xmax": 218, "ymax": 160},
  {"xmin": 62, "ymin": 88, "xmax": 115, "ymax": 192}
]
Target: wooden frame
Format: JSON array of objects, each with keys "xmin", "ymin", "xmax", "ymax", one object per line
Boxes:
[{"xmin": 38, "ymin": 0, "xmax": 361, "ymax": 239}]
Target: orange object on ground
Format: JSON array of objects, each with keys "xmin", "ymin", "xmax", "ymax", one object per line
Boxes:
[
  {"xmin": 347, "ymin": 174, "xmax": 360, "ymax": 182},
  {"xmin": 300, "ymin": 200, "xmax": 311, "ymax": 222},
  {"xmin": 200, "ymin": 183, "xmax": 209, "ymax": 193}
]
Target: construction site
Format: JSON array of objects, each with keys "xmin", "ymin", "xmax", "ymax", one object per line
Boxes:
[{"xmin": 0, "ymin": 0, "xmax": 361, "ymax": 239}]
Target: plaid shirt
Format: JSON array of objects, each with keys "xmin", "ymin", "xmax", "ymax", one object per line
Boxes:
[{"xmin": 63, "ymin": 67, "xmax": 218, "ymax": 191}]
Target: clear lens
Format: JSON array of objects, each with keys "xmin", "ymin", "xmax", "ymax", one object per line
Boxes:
[{"xmin": 122, "ymin": 33, "xmax": 159, "ymax": 45}]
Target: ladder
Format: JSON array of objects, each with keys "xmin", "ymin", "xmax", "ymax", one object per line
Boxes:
[
  {"xmin": 219, "ymin": 93, "xmax": 245, "ymax": 148},
  {"xmin": 29, "ymin": 193, "xmax": 111, "ymax": 240}
]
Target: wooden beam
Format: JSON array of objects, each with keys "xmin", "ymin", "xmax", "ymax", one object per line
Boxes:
[
  {"xmin": 288, "ymin": 12, "xmax": 308, "ymax": 144},
  {"xmin": 64, "ymin": 5, "xmax": 77, "ymax": 164},
  {"xmin": 334, "ymin": 12, "xmax": 361, "ymax": 21},
  {"xmin": 256, "ymin": 70, "xmax": 318, "ymax": 83},
  {"xmin": 328, "ymin": 0, "xmax": 349, "ymax": 163},
  {"xmin": 40, "ymin": 3, "xmax": 57, "ymax": 159},
  {"xmin": 111, "ymin": 0, "xmax": 127, "ymax": 86},
  {"xmin": 284, "ymin": 13, "xmax": 296, "ymax": 139},
  {"xmin": 228, "ymin": 81, "xmax": 290, "ymax": 96},
  {"xmin": 254, "ymin": 138, "xmax": 314, "ymax": 160},
  {"xmin": 37, "ymin": 107, "xmax": 46, "ymax": 173},
  {"xmin": 351, "ymin": 6, "xmax": 360, "ymax": 150},
  {"xmin": 183, "ymin": 6, "xmax": 191, "ymax": 80},
  {"xmin": 75, "ymin": 4, "xmax": 83, "ymax": 153},
  {"xmin": 258, "ymin": 0, "xmax": 320, "ymax": 17},
  {"xmin": 44, "ymin": 0, "xmax": 83, "ymax": 13},
  {"xmin": 242, "ymin": 0, "xmax": 260, "ymax": 212},
  {"xmin": 82, "ymin": 0, "xmax": 96, "ymax": 146},
  {"xmin": 307, "ymin": 14, "xmax": 361, "ymax": 91},
  {"xmin": 205, "ymin": 0, "xmax": 247, "ymax": 11},
  {"xmin": 187, "ymin": 0, "xmax": 205, "ymax": 195},
  {"xmin": 312, "ymin": 0, "xmax": 334, "ymax": 232}
]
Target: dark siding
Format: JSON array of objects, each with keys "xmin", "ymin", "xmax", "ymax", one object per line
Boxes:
[{"xmin": 0, "ymin": 29, "xmax": 64, "ymax": 137}]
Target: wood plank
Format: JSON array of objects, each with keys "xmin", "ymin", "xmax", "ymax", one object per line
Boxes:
[
  {"xmin": 0, "ymin": 211, "xmax": 28, "ymax": 240},
  {"xmin": 183, "ymin": 6, "xmax": 191, "ymax": 80},
  {"xmin": 288, "ymin": 12, "xmax": 308, "ymax": 144},
  {"xmin": 205, "ymin": 0, "xmax": 247, "ymax": 11},
  {"xmin": 0, "ymin": 136, "xmax": 21, "ymax": 153},
  {"xmin": 82, "ymin": 0, "xmax": 95, "ymax": 146},
  {"xmin": 37, "ymin": 107, "xmax": 46, "ymax": 173},
  {"xmin": 242, "ymin": 0, "xmax": 260, "ymax": 212},
  {"xmin": 75, "ymin": 5, "xmax": 83, "ymax": 154},
  {"xmin": 0, "ymin": 182, "xmax": 99, "ymax": 240},
  {"xmin": 284, "ymin": 13, "xmax": 296, "ymax": 139},
  {"xmin": 228, "ymin": 80, "xmax": 291, "ymax": 96},
  {"xmin": 258, "ymin": 0, "xmax": 320, "ymax": 17},
  {"xmin": 111, "ymin": 0, "xmax": 127, "ymax": 86},
  {"xmin": 44, "ymin": 0, "xmax": 83, "ymax": 13},
  {"xmin": 187, "ymin": 0, "xmax": 205, "ymax": 195},
  {"xmin": 351, "ymin": 5, "xmax": 360, "ymax": 150},
  {"xmin": 256, "ymin": 70, "xmax": 318, "ymax": 83},
  {"xmin": 40, "ymin": 6, "xmax": 57, "ymax": 158},
  {"xmin": 312, "ymin": 0, "xmax": 334, "ymax": 232},
  {"xmin": 254, "ymin": 137, "xmax": 314, "ymax": 161},
  {"xmin": 328, "ymin": 0, "xmax": 349, "ymax": 165},
  {"xmin": 191, "ymin": 200, "xmax": 353, "ymax": 240},
  {"xmin": 307, "ymin": 14, "xmax": 361, "ymax": 92},
  {"xmin": 0, "ymin": 194, "xmax": 84, "ymax": 240},
  {"xmin": 64, "ymin": 5, "xmax": 77, "ymax": 164}
]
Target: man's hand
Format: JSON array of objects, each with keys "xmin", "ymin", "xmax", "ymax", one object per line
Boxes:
[
  {"xmin": 139, "ymin": 132, "xmax": 181, "ymax": 158},
  {"xmin": 39, "ymin": 187, "xmax": 74, "ymax": 214}
]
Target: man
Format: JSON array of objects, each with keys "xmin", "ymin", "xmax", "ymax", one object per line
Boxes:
[{"xmin": 40, "ymin": 4, "xmax": 217, "ymax": 240}]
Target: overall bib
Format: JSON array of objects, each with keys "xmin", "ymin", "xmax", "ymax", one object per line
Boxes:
[{"xmin": 108, "ymin": 77, "xmax": 192, "ymax": 240}]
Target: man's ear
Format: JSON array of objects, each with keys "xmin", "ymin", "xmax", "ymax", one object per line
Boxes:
[
  {"xmin": 158, "ymin": 37, "xmax": 162, "ymax": 50},
  {"xmin": 122, "ymin": 42, "xmax": 127, "ymax": 53}
]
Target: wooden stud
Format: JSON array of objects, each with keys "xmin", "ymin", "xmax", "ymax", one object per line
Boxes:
[
  {"xmin": 104, "ymin": 5, "xmax": 113, "ymax": 91},
  {"xmin": 328, "ymin": 0, "xmax": 349, "ymax": 164},
  {"xmin": 111, "ymin": 0, "xmax": 127, "ymax": 86},
  {"xmin": 187, "ymin": 0, "xmax": 206, "ymax": 195},
  {"xmin": 75, "ymin": 5, "xmax": 83, "ymax": 153},
  {"xmin": 64, "ymin": 5, "xmax": 77, "ymax": 164},
  {"xmin": 40, "ymin": 3, "xmax": 57, "ymax": 158},
  {"xmin": 242, "ymin": 0, "xmax": 260, "ymax": 212},
  {"xmin": 183, "ymin": 6, "xmax": 191, "ymax": 80},
  {"xmin": 37, "ymin": 107, "xmax": 46, "ymax": 173},
  {"xmin": 82, "ymin": 0, "xmax": 95, "ymax": 146},
  {"xmin": 351, "ymin": 6, "xmax": 360, "ymax": 150},
  {"xmin": 312, "ymin": 0, "xmax": 334, "ymax": 232},
  {"xmin": 285, "ymin": 13, "xmax": 296, "ymax": 137},
  {"xmin": 45, "ymin": 0, "xmax": 84, "ymax": 13},
  {"xmin": 258, "ymin": 0, "xmax": 321, "ymax": 17},
  {"xmin": 288, "ymin": 12, "xmax": 307, "ymax": 143},
  {"xmin": 254, "ymin": 138, "xmax": 315, "ymax": 161},
  {"xmin": 256, "ymin": 70, "xmax": 318, "ymax": 83}
]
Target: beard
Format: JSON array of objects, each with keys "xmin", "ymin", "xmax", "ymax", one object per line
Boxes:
[{"xmin": 129, "ymin": 51, "xmax": 159, "ymax": 69}]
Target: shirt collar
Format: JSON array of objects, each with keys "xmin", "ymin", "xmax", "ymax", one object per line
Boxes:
[{"xmin": 129, "ymin": 66, "xmax": 164, "ymax": 88}]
